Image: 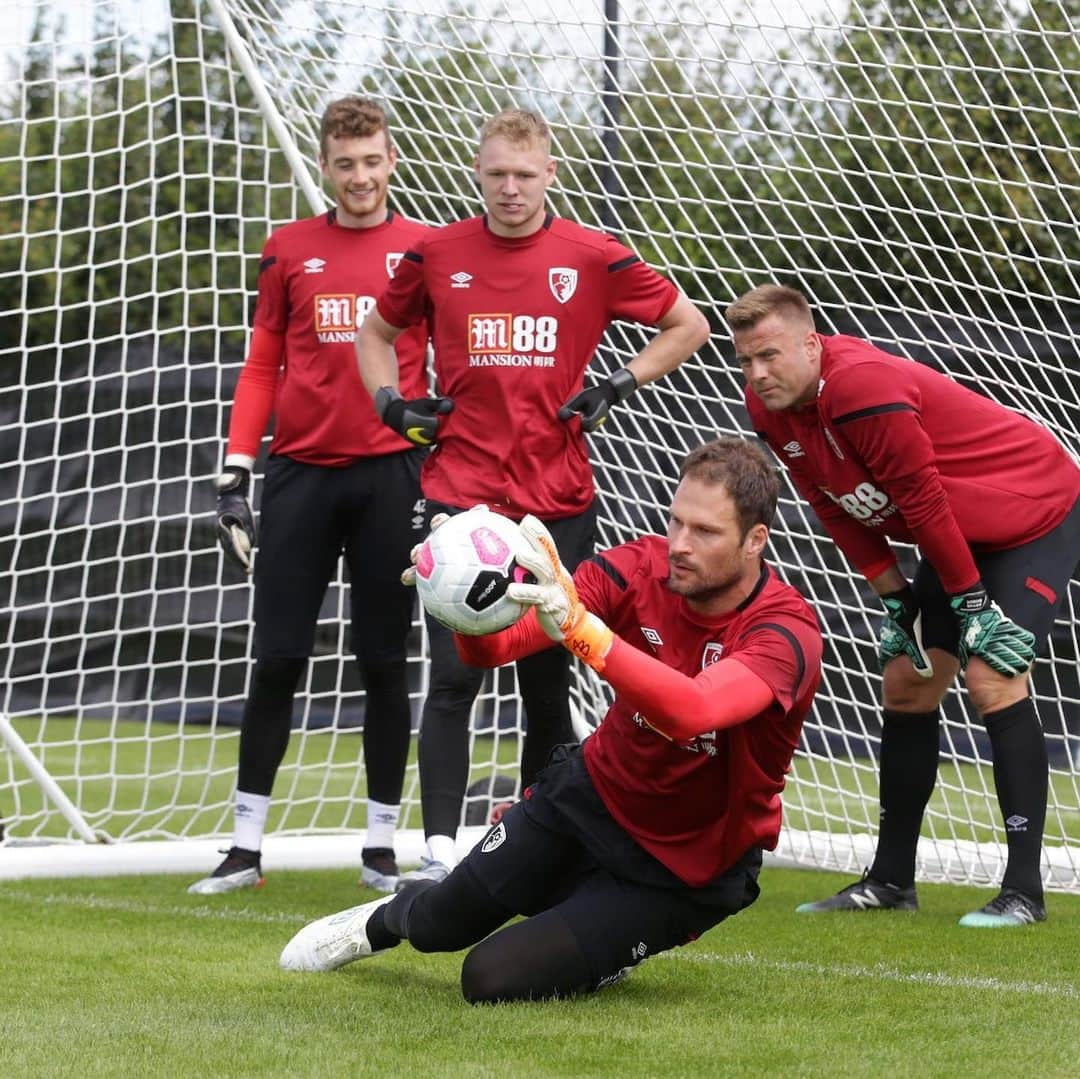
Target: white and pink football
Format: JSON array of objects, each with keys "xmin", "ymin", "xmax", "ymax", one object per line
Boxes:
[{"xmin": 414, "ymin": 507, "xmax": 532, "ymax": 635}]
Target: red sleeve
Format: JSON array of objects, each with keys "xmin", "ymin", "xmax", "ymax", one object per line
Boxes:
[
  {"xmin": 729, "ymin": 617, "xmax": 823, "ymax": 713},
  {"xmin": 826, "ymin": 368, "xmax": 980, "ymax": 592},
  {"xmin": 600, "ymin": 642, "xmax": 776, "ymax": 740},
  {"xmin": 251, "ymin": 234, "xmax": 287, "ymax": 334},
  {"xmin": 603, "ymin": 236, "xmax": 678, "ymax": 325},
  {"xmin": 453, "ymin": 609, "xmax": 555, "ymax": 667},
  {"xmin": 375, "ymin": 248, "xmax": 428, "ymax": 330},
  {"xmin": 225, "ymin": 323, "xmax": 284, "ymax": 460}
]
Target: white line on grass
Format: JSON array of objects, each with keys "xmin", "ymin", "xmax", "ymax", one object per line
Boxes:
[
  {"xmin": 0, "ymin": 888, "xmax": 309, "ymax": 925},
  {"xmin": 663, "ymin": 950, "xmax": 1078, "ymax": 999}
]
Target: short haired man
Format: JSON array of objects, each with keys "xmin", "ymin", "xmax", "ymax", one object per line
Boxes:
[
  {"xmin": 354, "ymin": 108, "xmax": 710, "ymax": 886},
  {"xmin": 279, "ymin": 438, "xmax": 823, "ymax": 1003},
  {"xmin": 189, "ymin": 98, "xmax": 429, "ymax": 895},
  {"xmin": 727, "ymin": 283, "xmax": 1080, "ymax": 926}
]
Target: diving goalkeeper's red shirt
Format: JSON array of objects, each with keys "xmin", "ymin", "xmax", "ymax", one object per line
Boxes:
[
  {"xmin": 226, "ymin": 209, "xmax": 429, "ymax": 467},
  {"xmin": 578, "ymin": 540, "xmax": 822, "ymax": 885},
  {"xmin": 376, "ymin": 213, "xmax": 678, "ymax": 518},
  {"xmin": 457, "ymin": 539, "xmax": 822, "ymax": 886},
  {"xmin": 748, "ymin": 335, "xmax": 1080, "ymax": 593}
]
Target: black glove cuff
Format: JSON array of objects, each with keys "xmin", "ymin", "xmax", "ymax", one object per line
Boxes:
[
  {"xmin": 609, "ymin": 367, "xmax": 639, "ymax": 402},
  {"xmin": 215, "ymin": 467, "xmax": 250, "ymax": 497},
  {"xmin": 950, "ymin": 581, "xmax": 989, "ymax": 614},
  {"xmin": 374, "ymin": 386, "xmax": 405, "ymax": 428}
]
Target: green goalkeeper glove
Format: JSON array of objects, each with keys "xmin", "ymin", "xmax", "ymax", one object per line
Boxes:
[
  {"xmin": 878, "ymin": 585, "xmax": 933, "ymax": 678},
  {"xmin": 508, "ymin": 515, "xmax": 614, "ymax": 672},
  {"xmin": 949, "ymin": 582, "xmax": 1035, "ymax": 676},
  {"xmin": 214, "ymin": 467, "xmax": 255, "ymax": 575}
]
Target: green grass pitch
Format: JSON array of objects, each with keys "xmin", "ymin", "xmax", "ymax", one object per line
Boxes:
[{"xmin": 2, "ymin": 867, "xmax": 1077, "ymax": 1078}]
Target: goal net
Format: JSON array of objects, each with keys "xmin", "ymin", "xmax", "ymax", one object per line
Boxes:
[{"xmin": 3, "ymin": 0, "xmax": 1077, "ymax": 888}]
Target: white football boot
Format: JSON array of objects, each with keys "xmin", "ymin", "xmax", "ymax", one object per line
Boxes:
[{"xmin": 279, "ymin": 894, "xmax": 396, "ymax": 972}]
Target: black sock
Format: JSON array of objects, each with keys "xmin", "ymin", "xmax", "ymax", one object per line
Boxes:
[
  {"xmin": 869, "ymin": 709, "xmax": 940, "ymax": 889},
  {"xmin": 365, "ymin": 903, "xmax": 403, "ymax": 953},
  {"xmin": 418, "ymin": 618, "xmax": 485, "ymax": 838},
  {"xmin": 516, "ymin": 647, "xmax": 575, "ymax": 786},
  {"xmin": 236, "ymin": 657, "xmax": 306, "ymax": 794},
  {"xmin": 358, "ymin": 660, "xmax": 412, "ymax": 806},
  {"xmin": 984, "ymin": 698, "xmax": 1047, "ymax": 900}
]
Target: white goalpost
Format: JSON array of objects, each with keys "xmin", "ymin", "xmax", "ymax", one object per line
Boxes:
[{"xmin": 2, "ymin": 0, "xmax": 1077, "ymax": 889}]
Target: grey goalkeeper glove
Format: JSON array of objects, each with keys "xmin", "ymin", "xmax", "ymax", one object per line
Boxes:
[
  {"xmin": 879, "ymin": 585, "xmax": 933, "ymax": 678},
  {"xmin": 949, "ymin": 582, "xmax": 1035, "ymax": 676},
  {"xmin": 214, "ymin": 467, "xmax": 255, "ymax": 575}
]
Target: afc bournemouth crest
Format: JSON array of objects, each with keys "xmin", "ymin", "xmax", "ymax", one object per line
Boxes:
[
  {"xmin": 549, "ymin": 267, "xmax": 578, "ymax": 304},
  {"xmin": 702, "ymin": 642, "xmax": 723, "ymax": 669},
  {"xmin": 386, "ymin": 252, "xmax": 404, "ymax": 277}
]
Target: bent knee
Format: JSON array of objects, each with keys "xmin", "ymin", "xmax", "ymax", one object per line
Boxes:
[
  {"xmin": 882, "ymin": 650, "xmax": 956, "ymax": 712},
  {"xmin": 965, "ymin": 660, "xmax": 1030, "ymax": 716},
  {"xmin": 460, "ymin": 946, "xmax": 514, "ymax": 1004}
]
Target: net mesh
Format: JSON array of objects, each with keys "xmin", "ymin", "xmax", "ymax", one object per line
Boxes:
[{"xmin": 2, "ymin": 0, "xmax": 1077, "ymax": 888}]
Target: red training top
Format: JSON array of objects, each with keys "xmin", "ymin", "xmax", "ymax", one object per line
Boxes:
[
  {"xmin": 377, "ymin": 213, "xmax": 678, "ymax": 518},
  {"xmin": 747, "ymin": 334, "xmax": 1080, "ymax": 592},
  {"xmin": 457, "ymin": 537, "xmax": 823, "ymax": 886},
  {"xmin": 227, "ymin": 210, "xmax": 429, "ymax": 467}
]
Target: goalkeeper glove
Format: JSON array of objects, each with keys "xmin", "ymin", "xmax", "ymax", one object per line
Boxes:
[
  {"xmin": 214, "ymin": 467, "xmax": 255, "ymax": 575},
  {"xmin": 878, "ymin": 585, "xmax": 933, "ymax": 678},
  {"xmin": 507, "ymin": 515, "xmax": 614, "ymax": 672},
  {"xmin": 949, "ymin": 582, "xmax": 1035, "ymax": 676},
  {"xmin": 374, "ymin": 386, "xmax": 453, "ymax": 447},
  {"xmin": 557, "ymin": 367, "xmax": 638, "ymax": 433}
]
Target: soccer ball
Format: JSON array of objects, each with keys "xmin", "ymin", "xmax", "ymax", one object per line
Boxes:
[{"xmin": 414, "ymin": 507, "xmax": 532, "ymax": 635}]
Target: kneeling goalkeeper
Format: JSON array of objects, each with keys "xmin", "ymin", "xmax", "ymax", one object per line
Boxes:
[{"xmin": 279, "ymin": 439, "xmax": 823, "ymax": 1003}]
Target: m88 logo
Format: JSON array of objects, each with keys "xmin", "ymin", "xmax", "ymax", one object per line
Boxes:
[
  {"xmin": 314, "ymin": 294, "xmax": 376, "ymax": 332},
  {"xmin": 823, "ymin": 481, "xmax": 892, "ymax": 520},
  {"xmin": 468, "ymin": 313, "xmax": 559, "ymax": 354}
]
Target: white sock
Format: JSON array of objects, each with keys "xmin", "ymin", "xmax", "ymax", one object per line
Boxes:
[
  {"xmin": 427, "ymin": 833, "xmax": 457, "ymax": 868},
  {"xmin": 233, "ymin": 790, "xmax": 270, "ymax": 852},
  {"xmin": 365, "ymin": 799, "xmax": 401, "ymax": 850}
]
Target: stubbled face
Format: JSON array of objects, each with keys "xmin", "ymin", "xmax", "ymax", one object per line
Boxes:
[
  {"xmin": 733, "ymin": 312, "xmax": 822, "ymax": 411},
  {"xmin": 320, "ymin": 132, "xmax": 396, "ymax": 228},
  {"xmin": 666, "ymin": 476, "xmax": 766, "ymax": 613},
  {"xmin": 474, "ymin": 135, "xmax": 556, "ymax": 237}
]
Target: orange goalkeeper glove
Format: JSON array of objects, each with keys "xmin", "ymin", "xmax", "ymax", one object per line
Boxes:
[{"xmin": 507, "ymin": 515, "xmax": 614, "ymax": 672}]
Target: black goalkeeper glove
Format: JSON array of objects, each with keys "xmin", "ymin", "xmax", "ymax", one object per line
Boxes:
[
  {"xmin": 374, "ymin": 386, "xmax": 454, "ymax": 447},
  {"xmin": 214, "ymin": 467, "xmax": 255, "ymax": 575},
  {"xmin": 557, "ymin": 367, "xmax": 638, "ymax": 433},
  {"xmin": 949, "ymin": 581, "xmax": 1035, "ymax": 676},
  {"xmin": 878, "ymin": 584, "xmax": 933, "ymax": 678}
]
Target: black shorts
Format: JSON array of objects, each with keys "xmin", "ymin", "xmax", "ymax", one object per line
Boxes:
[
  {"xmin": 460, "ymin": 744, "xmax": 761, "ymax": 989},
  {"xmin": 253, "ymin": 450, "xmax": 425, "ymax": 660},
  {"xmin": 916, "ymin": 495, "xmax": 1080, "ymax": 656}
]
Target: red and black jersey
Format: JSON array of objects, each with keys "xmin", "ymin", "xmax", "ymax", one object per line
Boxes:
[
  {"xmin": 577, "ymin": 537, "xmax": 822, "ymax": 886},
  {"xmin": 748, "ymin": 334, "xmax": 1080, "ymax": 592},
  {"xmin": 227, "ymin": 210, "xmax": 429, "ymax": 467},
  {"xmin": 376, "ymin": 213, "xmax": 678, "ymax": 518}
]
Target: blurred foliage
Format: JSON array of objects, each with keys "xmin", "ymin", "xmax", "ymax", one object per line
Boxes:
[{"xmin": 3, "ymin": 0, "xmax": 1076, "ymax": 357}]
